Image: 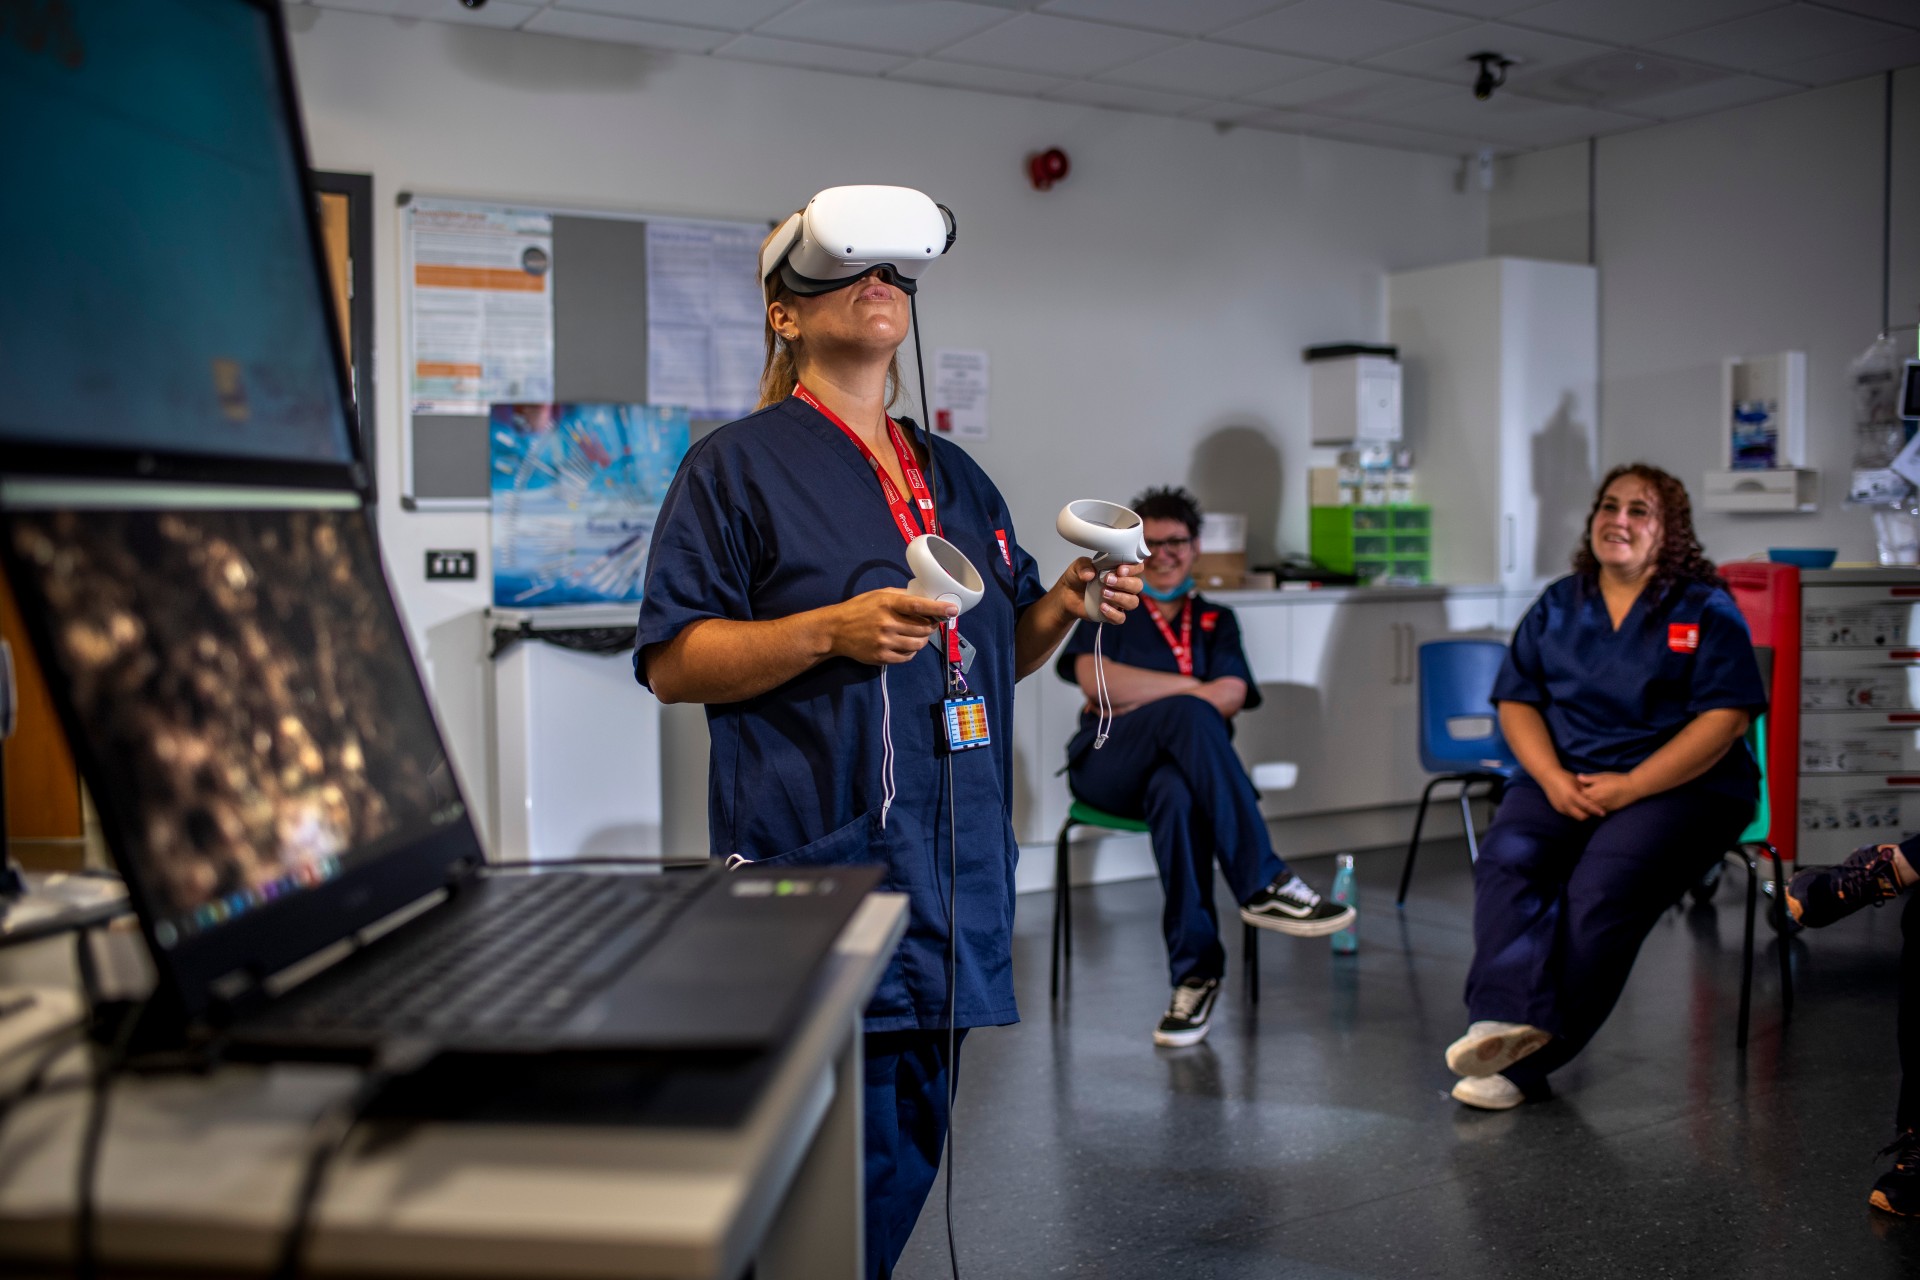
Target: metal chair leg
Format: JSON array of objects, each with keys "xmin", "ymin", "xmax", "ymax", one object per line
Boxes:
[
  {"xmin": 1243, "ymin": 924, "xmax": 1259, "ymax": 1004},
  {"xmin": 1051, "ymin": 819, "xmax": 1075, "ymax": 1001},
  {"xmin": 1397, "ymin": 776, "xmax": 1447, "ymax": 906},
  {"xmin": 1458, "ymin": 785, "xmax": 1482, "ymax": 864},
  {"xmin": 1734, "ymin": 848, "xmax": 1757, "ymax": 1051},
  {"xmin": 1763, "ymin": 843, "xmax": 1791, "ymax": 1020}
]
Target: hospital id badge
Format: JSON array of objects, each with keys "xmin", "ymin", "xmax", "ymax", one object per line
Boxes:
[{"xmin": 939, "ymin": 694, "xmax": 992, "ymax": 753}]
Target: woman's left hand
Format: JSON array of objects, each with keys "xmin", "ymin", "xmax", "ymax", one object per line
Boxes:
[
  {"xmin": 1574, "ymin": 772, "xmax": 1645, "ymax": 814},
  {"xmin": 1059, "ymin": 558, "xmax": 1142, "ymax": 624}
]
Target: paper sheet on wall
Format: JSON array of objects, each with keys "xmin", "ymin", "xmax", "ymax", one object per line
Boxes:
[
  {"xmin": 933, "ymin": 348, "xmax": 989, "ymax": 441},
  {"xmin": 646, "ymin": 220, "xmax": 763, "ymax": 420},
  {"xmin": 409, "ymin": 202, "xmax": 554, "ymax": 414}
]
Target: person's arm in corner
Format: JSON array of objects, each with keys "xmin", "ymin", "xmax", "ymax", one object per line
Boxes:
[
  {"xmin": 1014, "ymin": 560, "xmax": 1142, "ymax": 681},
  {"xmin": 1499, "ymin": 700, "xmax": 1604, "ymax": 821},
  {"xmin": 1576, "ymin": 707, "xmax": 1750, "ymax": 813},
  {"xmin": 1073, "ymin": 653, "xmax": 1200, "ymax": 715},
  {"xmin": 646, "ymin": 589, "xmax": 957, "ymax": 705}
]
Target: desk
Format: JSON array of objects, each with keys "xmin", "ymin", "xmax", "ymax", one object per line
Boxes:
[{"xmin": 0, "ymin": 892, "xmax": 908, "ymax": 1279}]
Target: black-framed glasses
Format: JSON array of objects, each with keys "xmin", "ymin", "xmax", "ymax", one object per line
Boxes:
[{"xmin": 1145, "ymin": 536, "xmax": 1193, "ymax": 553}]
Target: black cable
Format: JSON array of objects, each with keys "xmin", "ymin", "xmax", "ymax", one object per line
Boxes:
[
  {"xmin": 273, "ymin": 1037, "xmax": 439, "ymax": 1280},
  {"xmin": 73, "ymin": 994, "xmax": 147, "ymax": 1280}
]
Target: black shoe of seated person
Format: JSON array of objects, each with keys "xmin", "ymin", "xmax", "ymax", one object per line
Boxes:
[
  {"xmin": 1873, "ymin": 1130, "xmax": 1920, "ymax": 1217},
  {"xmin": 1240, "ymin": 873, "xmax": 1356, "ymax": 938},
  {"xmin": 1785, "ymin": 842, "xmax": 1906, "ymax": 928},
  {"xmin": 1154, "ymin": 976, "xmax": 1221, "ymax": 1048}
]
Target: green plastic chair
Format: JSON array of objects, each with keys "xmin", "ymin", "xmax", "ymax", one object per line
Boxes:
[{"xmin": 1050, "ymin": 800, "xmax": 1262, "ymax": 1003}]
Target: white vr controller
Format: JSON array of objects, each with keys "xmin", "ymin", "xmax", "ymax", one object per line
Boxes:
[
  {"xmin": 904, "ymin": 534, "xmax": 984, "ymax": 614},
  {"xmin": 1057, "ymin": 500, "xmax": 1149, "ymax": 624}
]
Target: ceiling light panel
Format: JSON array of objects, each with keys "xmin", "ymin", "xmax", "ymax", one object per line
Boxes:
[
  {"xmin": 1100, "ymin": 41, "xmax": 1331, "ymax": 97},
  {"xmin": 1036, "ymin": 0, "xmax": 1293, "ymax": 37},
  {"xmin": 755, "ymin": 2, "xmax": 1014, "ymax": 57},
  {"xmin": 1216, "ymin": 0, "xmax": 1472, "ymax": 61},
  {"xmin": 1652, "ymin": 6, "xmax": 1905, "ymax": 72},
  {"xmin": 935, "ymin": 12, "xmax": 1180, "ymax": 76}
]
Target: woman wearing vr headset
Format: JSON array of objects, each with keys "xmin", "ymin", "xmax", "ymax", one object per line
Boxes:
[{"xmin": 635, "ymin": 186, "xmax": 1141, "ymax": 1277}]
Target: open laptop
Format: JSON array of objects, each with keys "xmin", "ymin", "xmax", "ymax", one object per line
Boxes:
[{"xmin": 0, "ymin": 0, "xmax": 882, "ymax": 1060}]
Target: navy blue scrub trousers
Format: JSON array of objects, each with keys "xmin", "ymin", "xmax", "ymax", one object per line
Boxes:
[
  {"xmin": 864, "ymin": 1028, "xmax": 964, "ymax": 1278},
  {"xmin": 1067, "ymin": 694, "xmax": 1287, "ymax": 987},
  {"xmin": 1466, "ymin": 777, "xmax": 1751, "ymax": 1092},
  {"xmin": 1900, "ymin": 888, "xmax": 1920, "ymax": 1133}
]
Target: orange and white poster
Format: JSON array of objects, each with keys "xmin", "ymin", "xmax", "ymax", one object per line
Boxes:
[{"xmin": 409, "ymin": 202, "xmax": 553, "ymax": 414}]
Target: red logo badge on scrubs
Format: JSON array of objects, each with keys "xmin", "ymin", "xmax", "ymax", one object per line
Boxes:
[
  {"xmin": 1668, "ymin": 623, "xmax": 1700, "ymax": 653},
  {"xmin": 994, "ymin": 529, "xmax": 1011, "ymax": 566},
  {"xmin": 1201, "ymin": 611, "xmax": 1219, "ymax": 632}
]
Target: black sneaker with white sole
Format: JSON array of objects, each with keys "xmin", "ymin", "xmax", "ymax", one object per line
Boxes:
[
  {"xmin": 1154, "ymin": 976, "xmax": 1221, "ymax": 1047},
  {"xmin": 1240, "ymin": 873, "xmax": 1357, "ymax": 937}
]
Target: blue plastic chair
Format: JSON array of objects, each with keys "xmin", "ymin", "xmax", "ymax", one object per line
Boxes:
[{"xmin": 1395, "ymin": 639, "xmax": 1518, "ymax": 906}]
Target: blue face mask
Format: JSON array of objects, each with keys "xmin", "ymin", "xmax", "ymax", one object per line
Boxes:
[{"xmin": 1140, "ymin": 576, "xmax": 1194, "ymax": 602}]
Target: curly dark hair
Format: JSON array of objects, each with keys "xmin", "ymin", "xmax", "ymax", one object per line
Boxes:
[
  {"xmin": 1571, "ymin": 462, "xmax": 1725, "ymax": 598},
  {"xmin": 1131, "ymin": 485, "xmax": 1202, "ymax": 537}
]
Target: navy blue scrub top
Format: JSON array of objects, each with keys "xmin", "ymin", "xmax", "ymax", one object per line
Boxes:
[
  {"xmin": 1054, "ymin": 593, "xmax": 1260, "ymax": 753},
  {"xmin": 634, "ymin": 394, "xmax": 1047, "ymax": 1033},
  {"xmin": 1491, "ymin": 574, "xmax": 1767, "ymax": 800}
]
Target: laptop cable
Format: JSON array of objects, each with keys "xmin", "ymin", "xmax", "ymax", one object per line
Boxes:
[{"xmin": 272, "ymin": 1035, "xmax": 441, "ymax": 1280}]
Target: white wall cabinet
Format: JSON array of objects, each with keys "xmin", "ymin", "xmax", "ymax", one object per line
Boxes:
[{"xmin": 1389, "ymin": 257, "xmax": 1598, "ymax": 594}]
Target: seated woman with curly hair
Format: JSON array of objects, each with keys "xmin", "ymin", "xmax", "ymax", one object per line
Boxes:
[{"xmin": 1446, "ymin": 463, "xmax": 1768, "ymax": 1110}]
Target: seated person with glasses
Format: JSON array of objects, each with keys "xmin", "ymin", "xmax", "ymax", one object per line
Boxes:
[{"xmin": 1055, "ymin": 486, "xmax": 1353, "ymax": 1048}]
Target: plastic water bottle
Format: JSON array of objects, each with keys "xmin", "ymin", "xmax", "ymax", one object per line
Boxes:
[{"xmin": 1329, "ymin": 854, "xmax": 1359, "ymax": 954}]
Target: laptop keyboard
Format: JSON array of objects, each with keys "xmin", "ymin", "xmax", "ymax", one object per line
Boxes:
[{"xmin": 278, "ymin": 871, "xmax": 708, "ymax": 1040}]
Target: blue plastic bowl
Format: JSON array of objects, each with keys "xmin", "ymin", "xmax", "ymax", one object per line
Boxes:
[{"xmin": 1767, "ymin": 548, "xmax": 1837, "ymax": 569}]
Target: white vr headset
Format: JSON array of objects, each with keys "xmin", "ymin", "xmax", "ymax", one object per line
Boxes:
[{"xmin": 761, "ymin": 185, "xmax": 956, "ymax": 298}]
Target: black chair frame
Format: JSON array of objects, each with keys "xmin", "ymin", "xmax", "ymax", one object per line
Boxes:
[
  {"xmin": 1396, "ymin": 771, "xmax": 1507, "ymax": 907},
  {"xmin": 1722, "ymin": 841, "xmax": 1794, "ymax": 1051},
  {"xmin": 1051, "ymin": 812, "xmax": 1261, "ymax": 1004}
]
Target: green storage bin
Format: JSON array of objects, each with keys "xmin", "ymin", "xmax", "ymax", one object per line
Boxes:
[{"xmin": 1311, "ymin": 505, "xmax": 1431, "ymax": 584}]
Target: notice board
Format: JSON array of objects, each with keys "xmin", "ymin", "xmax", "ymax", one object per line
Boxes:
[{"xmin": 399, "ymin": 195, "xmax": 769, "ymax": 509}]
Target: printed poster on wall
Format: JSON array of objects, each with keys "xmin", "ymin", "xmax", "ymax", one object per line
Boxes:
[
  {"xmin": 646, "ymin": 219, "xmax": 764, "ymax": 421},
  {"xmin": 490, "ymin": 403, "xmax": 690, "ymax": 607},
  {"xmin": 932, "ymin": 348, "xmax": 989, "ymax": 441},
  {"xmin": 409, "ymin": 201, "xmax": 555, "ymax": 414}
]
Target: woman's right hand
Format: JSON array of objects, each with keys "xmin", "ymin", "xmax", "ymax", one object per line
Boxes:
[
  {"xmin": 1539, "ymin": 767, "xmax": 1605, "ymax": 821},
  {"xmin": 825, "ymin": 588, "xmax": 958, "ymax": 665}
]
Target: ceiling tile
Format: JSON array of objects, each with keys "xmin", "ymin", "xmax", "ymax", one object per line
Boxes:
[
  {"xmin": 1216, "ymin": 0, "xmax": 1474, "ymax": 61},
  {"xmin": 711, "ymin": 33, "xmax": 915, "ymax": 73},
  {"xmin": 1245, "ymin": 65, "xmax": 1453, "ymax": 117},
  {"xmin": 1810, "ymin": 0, "xmax": 1920, "ymax": 30},
  {"xmin": 1510, "ymin": 0, "xmax": 1782, "ymax": 48},
  {"xmin": 1293, "ymin": 114, "xmax": 1493, "ymax": 154},
  {"xmin": 1377, "ymin": 91, "xmax": 1649, "ymax": 147},
  {"xmin": 1100, "ymin": 41, "xmax": 1330, "ymax": 96},
  {"xmin": 1652, "ymin": 6, "xmax": 1905, "ymax": 72},
  {"xmin": 1409, "ymin": 0, "xmax": 1542, "ymax": 16},
  {"xmin": 755, "ymin": 2, "xmax": 1013, "ymax": 57},
  {"xmin": 526, "ymin": 7, "xmax": 727, "ymax": 49},
  {"xmin": 935, "ymin": 12, "xmax": 1181, "ymax": 75},
  {"xmin": 886, "ymin": 58, "xmax": 1071, "ymax": 96},
  {"xmin": 1507, "ymin": 50, "xmax": 1734, "ymax": 107},
  {"xmin": 1043, "ymin": 81, "xmax": 1220, "ymax": 116},
  {"xmin": 1361, "ymin": 20, "xmax": 1611, "ymax": 78},
  {"xmin": 1611, "ymin": 71, "xmax": 1798, "ymax": 118},
  {"xmin": 548, "ymin": 0, "xmax": 791, "ymax": 28},
  {"xmin": 312, "ymin": 0, "xmax": 537, "ymax": 24},
  {"xmin": 1771, "ymin": 31, "xmax": 1920, "ymax": 84},
  {"xmin": 1036, "ymin": 0, "xmax": 1291, "ymax": 37}
]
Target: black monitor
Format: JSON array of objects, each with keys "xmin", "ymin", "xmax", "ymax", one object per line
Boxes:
[
  {"xmin": 0, "ymin": 0, "xmax": 364, "ymax": 490},
  {"xmin": 0, "ymin": 490, "xmax": 481, "ymax": 1015}
]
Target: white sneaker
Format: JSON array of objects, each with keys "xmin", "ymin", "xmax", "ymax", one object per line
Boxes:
[
  {"xmin": 1445, "ymin": 1020, "xmax": 1551, "ymax": 1078},
  {"xmin": 1452, "ymin": 1074, "xmax": 1524, "ymax": 1110}
]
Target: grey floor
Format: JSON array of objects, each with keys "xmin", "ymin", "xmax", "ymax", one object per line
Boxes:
[{"xmin": 897, "ymin": 839, "xmax": 1918, "ymax": 1279}]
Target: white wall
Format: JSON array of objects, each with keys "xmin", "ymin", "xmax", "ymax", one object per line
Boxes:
[
  {"xmin": 1497, "ymin": 70, "xmax": 1920, "ymax": 567},
  {"xmin": 286, "ymin": 8, "xmax": 1488, "ymax": 836}
]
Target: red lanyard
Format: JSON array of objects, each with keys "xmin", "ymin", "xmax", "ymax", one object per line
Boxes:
[
  {"xmin": 794, "ymin": 384, "xmax": 938, "ymax": 542},
  {"xmin": 795, "ymin": 385, "xmax": 963, "ymax": 672},
  {"xmin": 1148, "ymin": 598, "xmax": 1195, "ymax": 677}
]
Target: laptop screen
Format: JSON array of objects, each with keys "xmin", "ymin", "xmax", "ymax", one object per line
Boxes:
[
  {"xmin": 0, "ymin": 0, "xmax": 359, "ymax": 482},
  {"xmin": 2, "ymin": 494, "xmax": 469, "ymax": 957}
]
